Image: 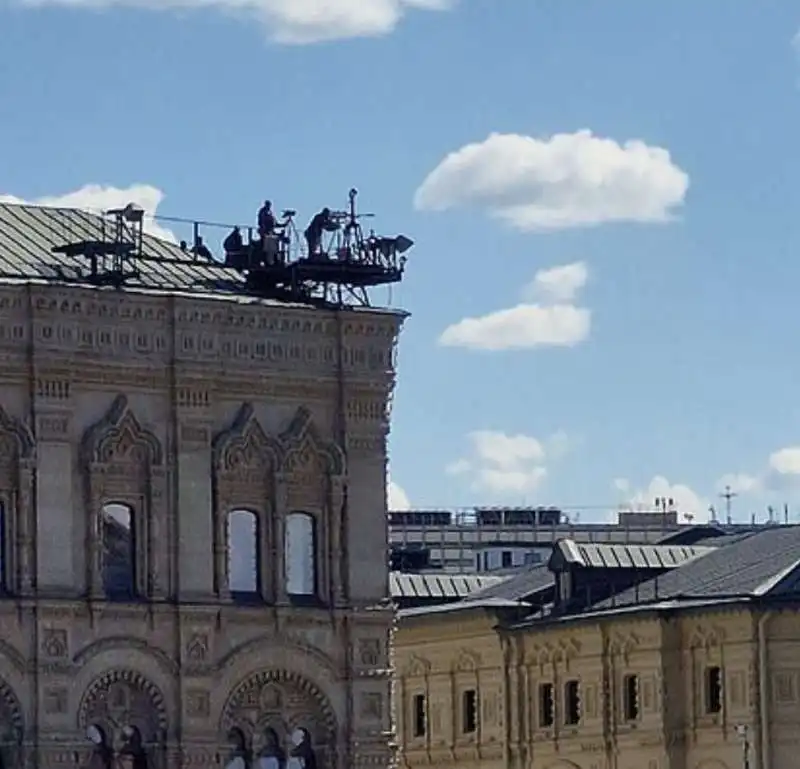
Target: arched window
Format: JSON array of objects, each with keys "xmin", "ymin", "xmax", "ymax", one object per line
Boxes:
[
  {"xmin": 228, "ymin": 510, "xmax": 259, "ymax": 599},
  {"xmin": 0, "ymin": 499, "xmax": 6, "ymax": 593},
  {"xmin": 101, "ymin": 503, "xmax": 136, "ymax": 600},
  {"xmin": 285, "ymin": 512, "xmax": 316, "ymax": 597}
]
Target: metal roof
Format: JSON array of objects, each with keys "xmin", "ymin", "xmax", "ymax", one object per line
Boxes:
[
  {"xmin": 553, "ymin": 540, "xmax": 716, "ymax": 570},
  {"xmin": 389, "ymin": 571, "xmax": 505, "ymax": 601},
  {"xmin": 0, "ymin": 203, "xmax": 246, "ymax": 293}
]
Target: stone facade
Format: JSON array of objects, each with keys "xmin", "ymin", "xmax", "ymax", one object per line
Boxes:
[
  {"xmin": 0, "ymin": 283, "xmax": 403, "ymax": 768},
  {"xmin": 395, "ymin": 605, "xmax": 800, "ymax": 769}
]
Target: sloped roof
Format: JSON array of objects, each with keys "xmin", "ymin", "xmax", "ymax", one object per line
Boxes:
[
  {"xmin": 551, "ymin": 540, "xmax": 715, "ymax": 570},
  {"xmin": 0, "ymin": 202, "xmax": 244, "ymax": 292},
  {"xmin": 465, "ymin": 564, "xmax": 554, "ymax": 603},
  {"xmin": 389, "ymin": 571, "xmax": 505, "ymax": 601},
  {"xmin": 592, "ymin": 525, "xmax": 800, "ymax": 610}
]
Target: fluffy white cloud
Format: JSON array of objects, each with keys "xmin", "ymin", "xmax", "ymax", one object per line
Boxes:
[
  {"xmin": 715, "ymin": 473, "xmax": 761, "ymax": 495},
  {"xmin": 525, "ymin": 261, "xmax": 588, "ymax": 303},
  {"xmin": 439, "ymin": 261, "xmax": 590, "ymax": 351},
  {"xmin": 448, "ymin": 429, "xmax": 568, "ymax": 495},
  {"xmin": 766, "ymin": 447, "xmax": 800, "ymax": 490},
  {"xmin": 415, "ymin": 129, "xmax": 689, "ymax": 232},
  {"xmin": 387, "ymin": 478, "xmax": 411, "ymax": 510},
  {"xmin": 16, "ymin": 0, "xmax": 454, "ymax": 44},
  {"xmin": 0, "ymin": 183, "xmax": 176, "ymax": 242},
  {"xmin": 613, "ymin": 476, "xmax": 709, "ymax": 523}
]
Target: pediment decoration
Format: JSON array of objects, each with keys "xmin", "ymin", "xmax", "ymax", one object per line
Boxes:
[
  {"xmin": 220, "ymin": 668, "xmax": 336, "ymax": 747},
  {"xmin": 77, "ymin": 668, "xmax": 168, "ymax": 746},
  {"xmin": 82, "ymin": 395, "xmax": 163, "ymax": 469},
  {"xmin": 406, "ymin": 654, "xmax": 432, "ymax": 678},
  {"xmin": 278, "ymin": 407, "xmax": 345, "ymax": 478},
  {"xmin": 213, "ymin": 403, "xmax": 282, "ymax": 479},
  {"xmin": 689, "ymin": 624, "xmax": 724, "ymax": 651},
  {"xmin": 453, "ymin": 649, "xmax": 481, "ymax": 673},
  {"xmin": 609, "ymin": 632, "xmax": 639, "ymax": 662},
  {"xmin": 0, "ymin": 405, "xmax": 35, "ymax": 472}
]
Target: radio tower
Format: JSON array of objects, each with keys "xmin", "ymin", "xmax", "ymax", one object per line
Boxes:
[{"xmin": 719, "ymin": 485, "xmax": 737, "ymax": 524}]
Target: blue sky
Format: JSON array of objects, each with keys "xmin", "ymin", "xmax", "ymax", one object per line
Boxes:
[{"xmin": 3, "ymin": 0, "xmax": 800, "ymax": 523}]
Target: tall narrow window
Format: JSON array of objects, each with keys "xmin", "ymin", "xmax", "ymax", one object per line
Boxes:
[
  {"xmin": 538, "ymin": 683, "xmax": 554, "ymax": 727},
  {"xmin": 705, "ymin": 666, "xmax": 722, "ymax": 714},
  {"xmin": 285, "ymin": 512, "xmax": 316, "ymax": 597},
  {"xmin": 623, "ymin": 674, "xmax": 639, "ymax": 721},
  {"xmin": 564, "ymin": 680, "xmax": 581, "ymax": 725},
  {"xmin": 228, "ymin": 510, "xmax": 259, "ymax": 598},
  {"xmin": 412, "ymin": 694, "xmax": 426, "ymax": 738},
  {"xmin": 0, "ymin": 499, "xmax": 6, "ymax": 593},
  {"xmin": 462, "ymin": 689, "xmax": 478, "ymax": 733},
  {"xmin": 102, "ymin": 503, "xmax": 136, "ymax": 600}
]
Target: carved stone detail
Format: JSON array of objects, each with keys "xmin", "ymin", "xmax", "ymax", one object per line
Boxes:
[
  {"xmin": 185, "ymin": 633, "xmax": 209, "ymax": 663},
  {"xmin": 41, "ymin": 628, "xmax": 68, "ymax": 658},
  {"xmin": 358, "ymin": 639, "xmax": 381, "ymax": 667},
  {"xmin": 220, "ymin": 668, "xmax": 337, "ymax": 749},
  {"xmin": 43, "ymin": 686, "xmax": 68, "ymax": 714},
  {"xmin": 360, "ymin": 693, "xmax": 383, "ymax": 720},
  {"xmin": 77, "ymin": 668, "xmax": 168, "ymax": 745},
  {"xmin": 185, "ymin": 689, "xmax": 211, "ymax": 718}
]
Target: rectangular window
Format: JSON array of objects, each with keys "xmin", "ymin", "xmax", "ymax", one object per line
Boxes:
[
  {"xmin": 501, "ymin": 550, "xmax": 512, "ymax": 568},
  {"xmin": 412, "ymin": 694, "xmax": 426, "ymax": 738},
  {"xmin": 538, "ymin": 682, "xmax": 554, "ymax": 727},
  {"xmin": 623, "ymin": 674, "xmax": 639, "ymax": 721},
  {"xmin": 705, "ymin": 666, "xmax": 722, "ymax": 714},
  {"xmin": 564, "ymin": 680, "xmax": 581, "ymax": 725},
  {"xmin": 462, "ymin": 689, "xmax": 478, "ymax": 733}
]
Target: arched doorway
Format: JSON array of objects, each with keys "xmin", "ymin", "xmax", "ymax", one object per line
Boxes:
[
  {"xmin": 79, "ymin": 670, "xmax": 167, "ymax": 768},
  {"xmin": 220, "ymin": 670, "xmax": 336, "ymax": 769}
]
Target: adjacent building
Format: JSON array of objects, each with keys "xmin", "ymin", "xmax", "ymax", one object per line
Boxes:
[
  {"xmin": 0, "ymin": 202, "xmax": 403, "ymax": 767},
  {"xmin": 394, "ymin": 525, "xmax": 800, "ymax": 769}
]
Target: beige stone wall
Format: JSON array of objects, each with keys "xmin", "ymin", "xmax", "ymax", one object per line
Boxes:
[
  {"xmin": 0, "ymin": 283, "xmax": 403, "ymax": 768},
  {"xmin": 395, "ymin": 603, "xmax": 800, "ymax": 769}
]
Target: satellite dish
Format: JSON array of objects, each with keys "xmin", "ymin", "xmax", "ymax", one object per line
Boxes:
[
  {"xmin": 86, "ymin": 725, "xmax": 103, "ymax": 745},
  {"xmin": 291, "ymin": 729, "xmax": 305, "ymax": 747}
]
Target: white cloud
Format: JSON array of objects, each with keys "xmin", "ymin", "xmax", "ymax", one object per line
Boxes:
[
  {"xmin": 614, "ymin": 475, "xmax": 709, "ymax": 523},
  {"xmin": 16, "ymin": 0, "xmax": 454, "ymax": 44},
  {"xmin": 715, "ymin": 473, "xmax": 761, "ymax": 495},
  {"xmin": 525, "ymin": 261, "xmax": 588, "ymax": 303},
  {"xmin": 414, "ymin": 129, "xmax": 689, "ymax": 232},
  {"xmin": 448, "ymin": 429, "xmax": 568, "ymax": 495},
  {"xmin": 0, "ymin": 183, "xmax": 176, "ymax": 242},
  {"xmin": 387, "ymin": 478, "xmax": 411, "ymax": 510},
  {"xmin": 439, "ymin": 261, "xmax": 590, "ymax": 351},
  {"xmin": 766, "ymin": 447, "xmax": 800, "ymax": 490}
]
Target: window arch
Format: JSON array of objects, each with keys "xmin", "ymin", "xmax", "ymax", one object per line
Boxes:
[
  {"xmin": 101, "ymin": 503, "xmax": 136, "ymax": 600},
  {"xmin": 0, "ymin": 499, "xmax": 6, "ymax": 594},
  {"xmin": 285, "ymin": 512, "xmax": 316, "ymax": 598},
  {"xmin": 227, "ymin": 509, "xmax": 260, "ymax": 599}
]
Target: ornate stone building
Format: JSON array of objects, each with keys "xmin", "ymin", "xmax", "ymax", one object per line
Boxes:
[
  {"xmin": 395, "ymin": 527, "xmax": 800, "ymax": 769},
  {"xmin": 0, "ymin": 202, "xmax": 403, "ymax": 768}
]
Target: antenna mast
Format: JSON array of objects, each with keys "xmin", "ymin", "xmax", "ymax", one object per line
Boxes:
[{"xmin": 719, "ymin": 485, "xmax": 737, "ymax": 524}]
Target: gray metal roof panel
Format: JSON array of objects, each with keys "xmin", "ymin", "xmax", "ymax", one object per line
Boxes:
[
  {"xmin": 592, "ymin": 526, "xmax": 800, "ymax": 609},
  {"xmin": 0, "ymin": 203, "xmax": 244, "ymax": 292}
]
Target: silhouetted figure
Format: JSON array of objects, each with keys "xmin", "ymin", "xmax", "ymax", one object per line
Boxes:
[
  {"xmin": 304, "ymin": 208, "xmax": 335, "ymax": 258},
  {"xmin": 179, "ymin": 240, "xmax": 188, "ymax": 252},
  {"xmin": 224, "ymin": 227, "xmax": 243, "ymax": 254},
  {"xmin": 192, "ymin": 236, "xmax": 213, "ymax": 261},
  {"xmin": 258, "ymin": 200, "xmax": 277, "ymax": 238},
  {"xmin": 287, "ymin": 729, "xmax": 316, "ymax": 769}
]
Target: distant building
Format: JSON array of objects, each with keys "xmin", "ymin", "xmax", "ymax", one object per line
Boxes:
[
  {"xmin": 390, "ymin": 506, "xmax": 704, "ymax": 573},
  {"xmin": 394, "ymin": 525, "xmax": 800, "ymax": 769}
]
